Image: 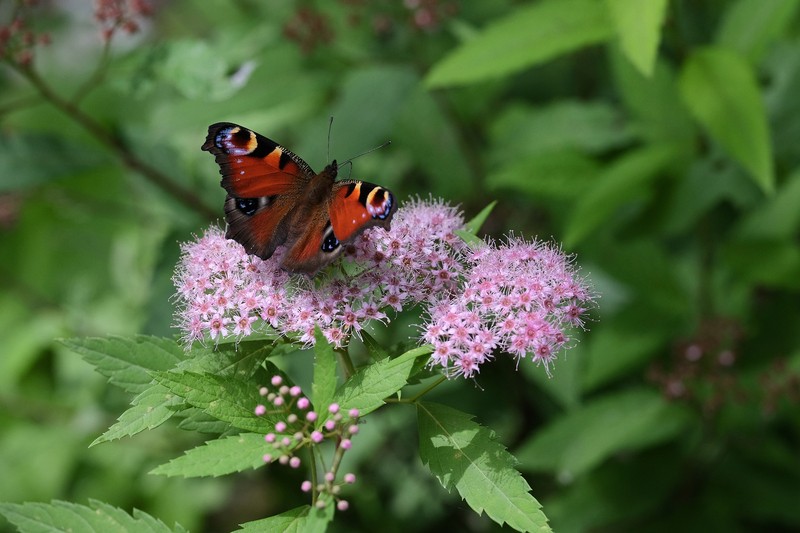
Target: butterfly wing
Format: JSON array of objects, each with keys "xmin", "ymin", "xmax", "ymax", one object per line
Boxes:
[
  {"xmin": 329, "ymin": 180, "xmax": 396, "ymax": 242},
  {"xmin": 203, "ymin": 123, "xmax": 314, "ymax": 259},
  {"xmin": 280, "ymin": 180, "xmax": 396, "ymax": 276},
  {"xmin": 203, "ymin": 122, "xmax": 315, "ymax": 197}
]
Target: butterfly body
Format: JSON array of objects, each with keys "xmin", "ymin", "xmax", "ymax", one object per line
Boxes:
[{"xmin": 203, "ymin": 123, "xmax": 396, "ymax": 276}]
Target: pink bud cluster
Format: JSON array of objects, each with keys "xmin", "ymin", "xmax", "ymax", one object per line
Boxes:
[
  {"xmin": 173, "ymin": 198, "xmax": 467, "ymax": 348},
  {"xmin": 255, "ymin": 376, "xmax": 359, "ymax": 511},
  {"xmin": 0, "ymin": 8, "xmax": 51, "ymax": 67},
  {"xmin": 94, "ymin": 0, "xmax": 152, "ymax": 41},
  {"xmin": 422, "ymin": 237, "xmax": 595, "ymax": 378}
]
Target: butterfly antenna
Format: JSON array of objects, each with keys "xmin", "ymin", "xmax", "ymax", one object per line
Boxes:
[
  {"xmin": 339, "ymin": 140, "xmax": 392, "ymax": 169},
  {"xmin": 327, "ymin": 116, "xmax": 334, "ymax": 163}
]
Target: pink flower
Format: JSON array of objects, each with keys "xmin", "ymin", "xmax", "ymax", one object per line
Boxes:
[
  {"xmin": 173, "ymin": 198, "xmax": 466, "ymax": 348},
  {"xmin": 421, "ymin": 237, "xmax": 595, "ymax": 378}
]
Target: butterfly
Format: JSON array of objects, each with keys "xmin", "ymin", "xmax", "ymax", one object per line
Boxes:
[{"xmin": 202, "ymin": 122, "xmax": 397, "ymax": 276}]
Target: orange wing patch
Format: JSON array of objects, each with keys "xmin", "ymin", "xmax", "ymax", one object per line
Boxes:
[
  {"xmin": 329, "ymin": 181, "xmax": 395, "ymax": 243},
  {"xmin": 203, "ymin": 122, "xmax": 313, "ymax": 198}
]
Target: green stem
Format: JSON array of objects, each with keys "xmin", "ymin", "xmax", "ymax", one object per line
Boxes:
[
  {"xmin": 9, "ymin": 63, "xmax": 218, "ymax": 221},
  {"xmin": 408, "ymin": 375, "xmax": 447, "ymax": 403},
  {"xmin": 309, "ymin": 445, "xmax": 319, "ymax": 504},
  {"xmin": 335, "ymin": 348, "xmax": 356, "ymax": 380}
]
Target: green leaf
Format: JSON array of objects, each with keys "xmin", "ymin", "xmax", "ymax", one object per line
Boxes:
[
  {"xmin": 152, "ymin": 371, "xmax": 269, "ymax": 433},
  {"xmin": 360, "ymin": 331, "xmax": 390, "ymax": 361},
  {"xmin": 716, "ymin": 0, "xmax": 800, "ymax": 63},
  {"xmin": 580, "ymin": 309, "xmax": 672, "ymax": 392},
  {"xmin": 679, "ymin": 47, "xmax": 775, "ymax": 193},
  {"xmin": 59, "ymin": 336, "xmax": 185, "ymax": 394},
  {"xmin": 453, "ymin": 229, "xmax": 484, "ymax": 248},
  {"xmin": 156, "ymin": 39, "xmax": 246, "ymax": 101},
  {"xmin": 417, "ymin": 402, "xmax": 550, "ymax": 533},
  {"xmin": 0, "ymin": 499, "xmax": 186, "ymax": 533},
  {"xmin": 606, "ymin": 0, "xmax": 667, "ymax": 77},
  {"xmin": 610, "ymin": 50, "xmax": 695, "ymax": 144},
  {"xmin": 464, "ymin": 201, "xmax": 496, "ymax": 234},
  {"xmin": 312, "ymin": 328, "xmax": 338, "ymax": 411},
  {"xmin": 734, "ymin": 168, "xmax": 800, "ymax": 240},
  {"xmin": 487, "ymin": 150, "xmax": 600, "ymax": 201},
  {"xmin": 238, "ymin": 505, "xmax": 333, "ymax": 533},
  {"xmin": 489, "ymin": 101, "xmax": 636, "ymax": 162},
  {"xmin": 332, "ymin": 346, "xmax": 431, "ymax": 416},
  {"xmin": 516, "ymin": 389, "xmax": 693, "ymax": 477},
  {"xmin": 425, "ymin": 0, "xmax": 614, "ymax": 87},
  {"xmin": 176, "ymin": 407, "xmax": 234, "ymax": 434},
  {"xmin": 394, "ymin": 85, "xmax": 477, "ymax": 198},
  {"xmin": 91, "ymin": 385, "xmax": 182, "ymax": 446},
  {"xmin": 563, "ymin": 143, "xmax": 682, "ymax": 247},
  {"xmin": 182, "ymin": 340, "xmax": 277, "ymax": 379},
  {"xmin": 323, "ymin": 65, "xmax": 418, "ymax": 161},
  {"xmin": 151, "ymin": 433, "xmax": 267, "ymax": 477},
  {"xmin": 721, "ymin": 239, "xmax": 800, "ymax": 289}
]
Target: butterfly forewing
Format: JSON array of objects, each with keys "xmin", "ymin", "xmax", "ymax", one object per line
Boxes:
[{"xmin": 203, "ymin": 122, "xmax": 314, "ymax": 197}]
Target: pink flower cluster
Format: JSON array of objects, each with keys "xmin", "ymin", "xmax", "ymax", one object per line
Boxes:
[
  {"xmin": 422, "ymin": 238, "xmax": 595, "ymax": 378},
  {"xmin": 255, "ymin": 376, "xmax": 359, "ymax": 511},
  {"xmin": 94, "ymin": 0, "xmax": 153, "ymax": 40},
  {"xmin": 173, "ymin": 198, "xmax": 466, "ymax": 347}
]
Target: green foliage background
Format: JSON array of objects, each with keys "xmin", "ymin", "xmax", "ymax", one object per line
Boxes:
[{"xmin": 1, "ymin": 0, "xmax": 800, "ymax": 531}]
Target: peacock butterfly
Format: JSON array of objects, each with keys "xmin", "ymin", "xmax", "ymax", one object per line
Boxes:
[{"xmin": 202, "ymin": 122, "xmax": 396, "ymax": 276}]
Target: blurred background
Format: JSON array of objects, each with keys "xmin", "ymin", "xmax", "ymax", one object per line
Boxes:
[{"xmin": 1, "ymin": 1, "xmax": 799, "ymax": 531}]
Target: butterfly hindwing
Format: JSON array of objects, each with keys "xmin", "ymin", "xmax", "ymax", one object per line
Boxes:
[
  {"xmin": 223, "ymin": 195, "xmax": 294, "ymax": 259},
  {"xmin": 281, "ymin": 217, "xmax": 342, "ymax": 275},
  {"xmin": 329, "ymin": 180, "xmax": 396, "ymax": 243}
]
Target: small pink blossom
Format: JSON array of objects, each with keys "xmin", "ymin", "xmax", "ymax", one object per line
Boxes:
[
  {"xmin": 421, "ymin": 237, "xmax": 595, "ymax": 378},
  {"xmin": 173, "ymin": 198, "xmax": 466, "ymax": 348}
]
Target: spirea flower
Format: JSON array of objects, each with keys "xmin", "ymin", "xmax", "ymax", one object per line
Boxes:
[
  {"xmin": 421, "ymin": 237, "xmax": 595, "ymax": 379},
  {"xmin": 173, "ymin": 198, "xmax": 466, "ymax": 348}
]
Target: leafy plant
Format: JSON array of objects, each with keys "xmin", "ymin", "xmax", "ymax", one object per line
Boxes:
[{"xmin": 2, "ymin": 0, "xmax": 800, "ymax": 532}]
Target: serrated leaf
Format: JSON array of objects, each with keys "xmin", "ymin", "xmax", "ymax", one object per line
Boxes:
[
  {"xmin": 176, "ymin": 407, "xmax": 234, "ymax": 434},
  {"xmin": 151, "ymin": 433, "xmax": 268, "ymax": 478},
  {"xmin": 425, "ymin": 0, "xmax": 613, "ymax": 87},
  {"xmin": 59, "ymin": 336, "xmax": 185, "ymax": 394},
  {"xmin": 332, "ymin": 346, "xmax": 431, "ymax": 416},
  {"xmin": 679, "ymin": 47, "xmax": 774, "ymax": 193},
  {"xmin": 238, "ymin": 504, "xmax": 333, "ymax": 533},
  {"xmin": 606, "ymin": 0, "xmax": 667, "ymax": 77},
  {"xmin": 417, "ymin": 402, "xmax": 550, "ymax": 533},
  {"xmin": 716, "ymin": 0, "xmax": 800, "ymax": 64},
  {"xmin": 91, "ymin": 385, "xmax": 182, "ymax": 446},
  {"xmin": 464, "ymin": 201, "xmax": 496, "ymax": 234},
  {"xmin": 516, "ymin": 389, "xmax": 693, "ymax": 477},
  {"xmin": 183, "ymin": 339, "xmax": 278, "ymax": 379},
  {"xmin": 0, "ymin": 499, "xmax": 185, "ymax": 533},
  {"xmin": 152, "ymin": 371, "xmax": 269, "ymax": 433},
  {"xmin": 563, "ymin": 143, "xmax": 681, "ymax": 247},
  {"xmin": 312, "ymin": 328, "xmax": 337, "ymax": 411}
]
